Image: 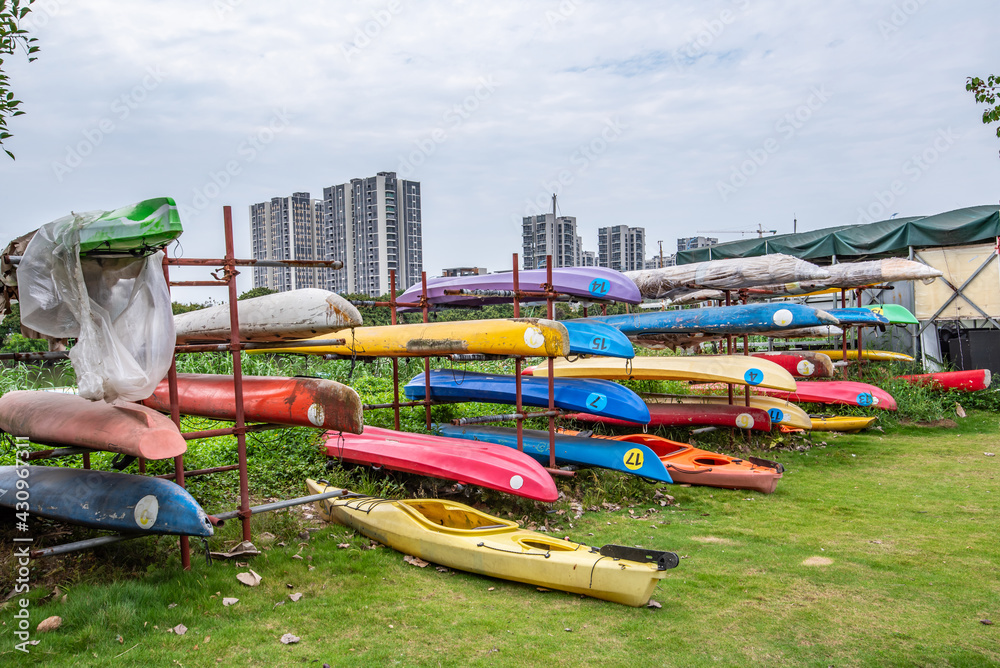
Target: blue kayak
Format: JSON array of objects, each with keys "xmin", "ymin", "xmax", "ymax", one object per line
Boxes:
[
  {"xmin": 434, "ymin": 424, "xmax": 672, "ymax": 483},
  {"xmin": 827, "ymin": 308, "xmax": 890, "ymax": 326},
  {"xmin": 405, "ymin": 370, "xmax": 651, "ymax": 424},
  {"xmin": 580, "ymin": 303, "xmax": 839, "ymax": 335},
  {"xmin": 0, "ymin": 466, "xmax": 214, "ymax": 537},
  {"xmin": 561, "ymin": 320, "xmax": 635, "ymax": 359}
]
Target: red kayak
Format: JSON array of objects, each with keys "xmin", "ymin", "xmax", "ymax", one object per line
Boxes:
[
  {"xmin": 560, "ymin": 429, "xmax": 784, "ymax": 494},
  {"xmin": 896, "ymin": 369, "xmax": 991, "ymax": 392},
  {"xmin": 564, "ymin": 402, "xmax": 771, "ymax": 432},
  {"xmin": 0, "ymin": 390, "xmax": 186, "ymax": 459},
  {"xmin": 142, "ymin": 374, "xmax": 363, "ymax": 433},
  {"xmin": 751, "ymin": 351, "xmax": 834, "ymax": 379},
  {"xmin": 757, "ymin": 380, "xmax": 897, "ymax": 411},
  {"xmin": 323, "ymin": 427, "xmax": 558, "ymax": 502}
]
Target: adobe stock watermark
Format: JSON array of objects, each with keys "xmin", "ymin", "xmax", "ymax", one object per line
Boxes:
[
  {"xmin": 877, "ymin": 0, "xmax": 932, "ymax": 39},
  {"xmin": 396, "ymin": 76, "xmax": 499, "ymax": 177},
  {"xmin": 856, "ymin": 128, "xmax": 959, "ymax": 224},
  {"xmin": 545, "ymin": 0, "xmax": 579, "ymax": 28},
  {"xmin": 51, "ymin": 66, "xmax": 167, "ymax": 182},
  {"xmin": 516, "ymin": 117, "xmax": 628, "ymax": 219},
  {"xmin": 673, "ymin": 0, "xmax": 751, "ymax": 69},
  {"xmin": 716, "ymin": 85, "xmax": 832, "ymax": 202},
  {"xmin": 177, "ymin": 108, "xmax": 292, "ymax": 221},
  {"xmin": 341, "ymin": 0, "xmax": 403, "ymax": 63},
  {"xmin": 213, "ymin": 0, "xmax": 245, "ymax": 20},
  {"xmin": 8, "ymin": 443, "xmax": 35, "ymax": 653}
]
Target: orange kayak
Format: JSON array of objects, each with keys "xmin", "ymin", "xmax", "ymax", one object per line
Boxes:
[{"xmin": 558, "ymin": 429, "xmax": 784, "ymax": 494}]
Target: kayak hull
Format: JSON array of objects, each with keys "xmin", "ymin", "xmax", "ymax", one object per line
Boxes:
[
  {"xmin": 581, "ymin": 303, "xmax": 838, "ymax": 335},
  {"xmin": 397, "ymin": 267, "xmax": 642, "ymax": 311},
  {"xmin": 896, "ymin": 369, "xmax": 991, "ymax": 392},
  {"xmin": 0, "ymin": 390, "xmax": 186, "ymax": 459},
  {"xmin": 323, "ymin": 427, "xmax": 558, "ymax": 502},
  {"xmin": 809, "ymin": 416, "xmax": 877, "ymax": 432},
  {"xmin": 818, "ymin": 349, "xmax": 914, "ymax": 362},
  {"xmin": 567, "ymin": 431, "xmax": 784, "ymax": 494},
  {"xmin": 256, "ymin": 318, "xmax": 570, "ymax": 358},
  {"xmin": 644, "ymin": 395, "xmax": 813, "ymax": 430},
  {"xmin": 141, "ymin": 374, "xmax": 363, "ymax": 433},
  {"xmin": 0, "ymin": 466, "xmax": 213, "ymax": 536},
  {"xmin": 405, "ymin": 370, "xmax": 651, "ymax": 424},
  {"xmin": 434, "ymin": 424, "xmax": 674, "ymax": 483},
  {"xmin": 751, "ymin": 352, "xmax": 835, "ymax": 379},
  {"xmin": 307, "ymin": 481, "xmax": 669, "ymax": 606},
  {"xmin": 561, "ymin": 320, "xmax": 635, "ymax": 359},
  {"xmin": 758, "ymin": 380, "xmax": 897, "ymax": 411},
  {"xmin": 565, "ymin": 402, "xmax": 772, "ymax": 432},
  {"xmin": 531, "ymin": 355, "xmax": 797, "ymax": 392},
  {"xmin": 174, "ymin": 289, "xmax": 363, "ymax": 343}
]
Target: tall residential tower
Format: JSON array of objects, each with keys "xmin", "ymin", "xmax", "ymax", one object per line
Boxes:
[{"xmin": 249, "ymin": 192, "xmax": 325, "ymax": 291}]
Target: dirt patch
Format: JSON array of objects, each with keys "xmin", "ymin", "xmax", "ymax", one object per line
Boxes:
[
  {"xmin": 802, "ymin": 556, "xmax": 834, "ymax": 566},
  {"xmin": 900, "ymin": 418, "xmax": 958, "ymax": 428},
  {"xmin": 690, "ymin": 536, "xmax": 735, "ymax": 545}
]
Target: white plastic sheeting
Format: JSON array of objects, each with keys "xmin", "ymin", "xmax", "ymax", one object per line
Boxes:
[
  {"xmin": 626, "ymin": 254, "xmax": 830, "ymax": 299},
  {"xmin": 17, "ymin": 214, "xmax": 174, "ymax": 402}
]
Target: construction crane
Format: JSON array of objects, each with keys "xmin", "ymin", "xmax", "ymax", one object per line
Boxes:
[{"xmin": 697, "ymin": 223, "xmax": 778, "ymax": 238}]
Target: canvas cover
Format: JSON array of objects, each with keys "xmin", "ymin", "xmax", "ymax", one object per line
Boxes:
[
  {"xmin": 913, "ymin": 243, "xmax": 1000, "ymax": 320},
  {"xmin": 676, "ymin": 206, "xmax": 1000, "ymax": 264}
]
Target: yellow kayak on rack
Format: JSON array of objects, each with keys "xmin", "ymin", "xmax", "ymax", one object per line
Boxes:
[
  {"xmin": 645, "ymin": 394, "xmax": 812, "ymax": 430},
  {"xmin": 809, "ymin": 416, "xmax": 877, "ymax": 432},
  {"xmin": 532, "ymin": 355, "xmax": 797, "ymax": 391},
  {"xmin": 306, "ymin": 480, "xmax": 675, "ymax": 606},
  {"xmin": 255, "ymin": 318, "xmax": 570, "ymax": 358},
  {"xmin": 818, "ymin": 349, "xmax": 914, "ymax": 362}
]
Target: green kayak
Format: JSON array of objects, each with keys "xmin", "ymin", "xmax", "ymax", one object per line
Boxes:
[
  {"xmin": 76, "ymin": 197, "xmax": 183, "ymax": 255},
  {"xmin": 864, "ymin": 303, "xmax": 919, "ymax": 325}
]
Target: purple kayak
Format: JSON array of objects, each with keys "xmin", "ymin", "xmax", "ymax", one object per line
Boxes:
[{"xmin": 397, "ymin": 267, "xmax": 642, "ymax": 311}]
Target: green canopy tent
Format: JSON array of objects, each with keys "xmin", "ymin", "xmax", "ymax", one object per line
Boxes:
[{"xmin": 676, "ymin": 205, "xmax": 1000, "ymax": 265}]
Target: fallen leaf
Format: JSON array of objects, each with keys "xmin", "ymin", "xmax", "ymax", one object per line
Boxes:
[
  {"xmin": 210, "ymin": 541, "xmax": 260, "ymax": 559},
  {"xmin": 289, "ymin": 593, "xmax": 303, "ymax": 602},
  {"xmin": 488, "ymin": 587, "xmax": 495, "ymax": 592},
  {"xmin": 307, "ymin": 566, "xmax": 315, "ymax": 571},
  {"xmin": 279, "ymin": 633, "xmax": 300, "ymax": 644},
  {"xmin": 436, "ymin": 566, "xmax": 450, "ymax": 573},
  {"xmin": 337, "ymin": 543, "xmax": 350, "ymax": 549},
  {"xmin": 956, "ymin": 402, "xmax": 966, "ymax": 418},
  {"xmin": 273, "ymin": 601, "xmax": 285, "ymax": 610},
  {"xmin": 222, "ymin": 598, "xmax": 239, "ymax": 607},
  {"xmin": 237, "ymin": 570, "xmax": 262, "ymax": 587},
  {"xmin": 647, "ymin": 600, "xmax": 662, "ymax": 609},
  {"xmin": 36, "ymin": 616, "xmax": 62, "ymax": 633},
  {"xmin": 986, "ymin": 453, "xmax": 996, "ymax": 457},
  {"xmin": 982, "ymin": 619, "xmax": 994, "ymax": 626},
  {"xmin": 167, "ymin": 603, "xmax": 178, "ymax": 609},
  {"xmin": 536, "ymin": 587, "xmax": 550, "ymax": 592},
  {"xmin": 117, "ymin": 635, "xmax": 124, "ymax": 644},
  {"xmin": 291, "ymin": 554, "xmax": 304, "ymax": 560},
  {"xmin": 403, "ymin": 555, "xmax": 429, "ymax": 568},
  {"xmin": 172, "ymin": 624, "xmax": 188, "ymax": 636}
]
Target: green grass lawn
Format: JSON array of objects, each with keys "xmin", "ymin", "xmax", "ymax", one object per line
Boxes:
[{"xmin": 3, "ymin": 411, "xmax": 998, "ymax": 666}]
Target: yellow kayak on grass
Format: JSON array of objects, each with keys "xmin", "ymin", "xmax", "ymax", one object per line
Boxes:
[
  {"xmin": 645, "ymin": 394, "xmax": 812, "ymax": 430},
  {"xmin": 306, "ymin": 480, "xmax": 676, "ymax": 607},
  {"xmin": 532, "ymin": 355, "xmax": 797, "ymax": 392},
  {"xmin": 256, "ymin": 318, "xmax": 570, "ymax": 358},
  {"xmin": 809, "ymin": 416, "xmax": 877, "ymax": 432},
  {"xmin": 818, "ymin": 349, "xmax": 914, "ymax": 362}
]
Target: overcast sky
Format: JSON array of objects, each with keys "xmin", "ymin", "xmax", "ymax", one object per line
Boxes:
[{"xmin": 1, "ymin": 0, "xmax": 997, "ymax": 298}]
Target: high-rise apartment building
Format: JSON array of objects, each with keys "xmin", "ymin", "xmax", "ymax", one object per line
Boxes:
[
  {"xmin": 249, "ymin": 192, "xmax": 324, "ymax": 292},
  {"xmin": 324, "ymin": 172, "xmax": 422, "ymax": 296},
  {"xmin": 522, "ymin": 214, "xmax": 584, "ymax": 270},
  {"xmin": 598, "ymin": 225, "xmax": 646, "ymax": 272},
  {"xmin": 677, "ymin": 236, "xmax": 718, "ymax": 252}
]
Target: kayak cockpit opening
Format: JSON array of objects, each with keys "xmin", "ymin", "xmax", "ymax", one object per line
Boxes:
[{"xmin": 400, "ymin": 499, "xmax": 519, "ymax": 533}]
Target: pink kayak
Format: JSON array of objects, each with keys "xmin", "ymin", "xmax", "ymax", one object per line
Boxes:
[
  {"xmin": 896, "ymin": 369, "xmax": 991, "ymax": 392},
  {"xmin": 565, "ymin": 402, "xmax": 771, "ymax": 432},
  {"xmin": 757, "ymin": 381, "xmax": 897, "ymax": 411},
  {"xmin": 323, "ymin": 426, "xmax": 558, "ymax": 502},
  {"xmin": 751, "ymin": 352, "xmax": 835, "ymax": 379},
  {"xmin": 0, "ymin": 390, "xmax": 186, "ymax": 459}
]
